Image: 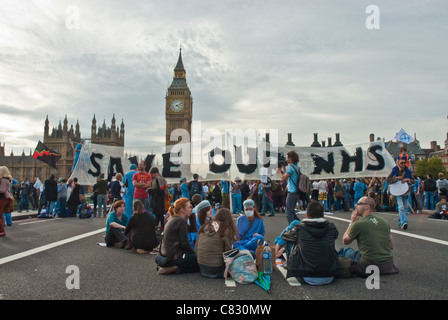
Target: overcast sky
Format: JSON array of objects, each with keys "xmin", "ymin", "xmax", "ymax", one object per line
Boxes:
[{"xmin": 1, "ymin": 0, "xmax": 447, "ymax": 157}]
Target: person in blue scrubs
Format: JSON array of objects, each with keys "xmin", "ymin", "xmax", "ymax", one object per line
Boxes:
[
  {"xmin": 180, "ymin": 178, "xmax": 190, "ymax": 199},
  {"xmin": 234, "ymin": 199, "xmax": 265, "ymax": 251},
  {"xmin": 122, "ymin": 164, "xmax": 137, "ymax": 219}
]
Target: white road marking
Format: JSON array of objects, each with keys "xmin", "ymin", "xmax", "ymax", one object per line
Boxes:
[
  {"xmin": 19, "ymin": 218, "xmax": 62, "ymax": 225},
  {"xmin": 0, "ymin": 228, "xmax": 106, "ymax": 265},
  {"xmin": 225, "ymin": 278, "xmax": 236, "ymax": 287},
  {"xmin": 277, "ymin": 264, "xmax": 301, "ymax": 286},
  {"xmin": 326, "ymin": 215, "xmax": 448, "ymax": 247}
]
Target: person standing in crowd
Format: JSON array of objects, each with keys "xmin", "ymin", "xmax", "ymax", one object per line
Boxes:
[
  {"xmin": 67, "ymin": 177, "xmax": 81, "ymax": 217},
  {"xmin": 260, "ymin": 177, "xmax": 275, "ymax": 217},
  {"xmin": 125, "ymin": 199, "xmax": 158, "ymax": 253},
  {"xmin": 91, "ymin": 177, "xmax": 99, "ymax": 216},
  {"xmin": 423, "ymin": 174, "xmax": 437, "ymax": 210},
  {"xmin": 277, "ymin": 150, "xmax": 301, "ymax": 224},
  {"xmin": 311, "ymin": 180, "xmax": 319, "ymax": 201},
  {"xmin": 122, "ymin": 164, "xmax": 137, "ymax": 219},
  {"xmin": 339, "ymin": 196, "xmax": 399, "ymax": 276},
  {"xmin": 31, "ymin": 176, "xmax": 39, "ymax": 210},
  {"xmin": 386, "ymin": 158, "xmax": 414, "ymax": 230},
  {"xmin": 156, "ymin": 198, "xmax": 199, "ymax": 275},
  {"xmin": 0, "ymin": 166, "xmax": 14, "ymax": 237},
  {"xmin": 18, "ymin": 177, "xmax": 31, "ymax": 212},
  {"xmin": 211, "ymin": 180, "xmax": 222, "ymax": 206},
  {"xmin": 95, "ymin": 174, "xmax": 108, "ymax": 218},
  {"xmin": 221, "ymin": 179, "xmax": 230, "ymax": 209},
  {"xmin": 57, "ymin": 178, "xmax": 68, "ymax": 217},
  {"xmin": 132, "ymin": 161, "xmax": 152, "ymax": 214},
  {"xmin": 189, "ymin": 174, "xmax": 202, "ymax": 199},
  {"xmin": 317, "ymin": 179, "xmax": 328, "ymax": 211},
  {"xmin": 234, "ymin": 199, "xmax": 265, "ymax": 251},
  {"xmin": 353, "ymin": 178, "xmax": 367, "ymax": 206},
  {"xmin": 180, "ymin": 178, "xmax": 190, "ymax": 199},
  {"xmin": 44, "ymin": 175, "xmax": 58, "ymax": 217},
  {"xmin": 105, "ymin": 200, "xmax": 129, "ymax": 248},
  {"xmin": 326, "ymin": 179, "xmax": 334, "ymax": 212},
  {"xmin": 148, "ymin": 167, "xmax": 169, "ymax": 231},
  {"xmin": 231, "ymin": 178, "xmax": 242, "ymax": 214},
  {"xmin": 195, "ymin": 208, "xmax": 239, "ymax": 278}
]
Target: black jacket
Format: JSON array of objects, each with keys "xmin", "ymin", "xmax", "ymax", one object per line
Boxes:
[
  {"xmin": 283, "ymin": 218, "xmax": 339, "ymax": 278},
  {"xmin": 44, "ymin": 178, "xmax": 58, "ymax": 202}
]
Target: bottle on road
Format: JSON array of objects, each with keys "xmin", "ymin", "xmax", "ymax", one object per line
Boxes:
[{"xmin": 262, "ymin": 243, "xmax": 272, "ymax": 274}]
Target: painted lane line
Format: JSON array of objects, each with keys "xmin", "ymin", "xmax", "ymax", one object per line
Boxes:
[
  {"xmin": 277, "ymin": 264, "xmax": 301, "ymax": 286},
  {"xmin": 0, "ymin": 228, "xmax": 106, "ymax": 265},
  {"xmin": 19, "ymin": 218, "xmax": 62, "ymax": 225},
  {"xmin": 325, "ymin": 215, "xmax": 448, "ymax": 247}
]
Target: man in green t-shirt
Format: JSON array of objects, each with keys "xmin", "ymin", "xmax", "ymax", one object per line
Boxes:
[{"xmin": 339, "ymin": 196, "xmax": 399, "ymax": 275}]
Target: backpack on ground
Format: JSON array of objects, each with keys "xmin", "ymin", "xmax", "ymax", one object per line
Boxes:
[{"xmin": 223, "ymin": 249, "xmax": 258, "ymax": 284}]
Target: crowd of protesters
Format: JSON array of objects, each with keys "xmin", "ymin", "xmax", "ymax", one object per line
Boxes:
[{"xmin": 1, "ymin": 152, "xmax": 447, "ymax": 284}]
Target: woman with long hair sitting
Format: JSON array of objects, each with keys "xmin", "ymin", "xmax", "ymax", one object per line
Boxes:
[
  {"xmin": 156, "ymin": 198, "xmax": 199, "ymax": 275},
  {"xmin": 195, "ymin": 208, "xmax": 239, "ymax": 278}
]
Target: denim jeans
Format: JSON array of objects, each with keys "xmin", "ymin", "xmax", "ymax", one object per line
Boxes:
[
  {"xmin": 19, "ymin": 194, "xmax": 30, "ymax": 211},
  {"xmin": 286, "ymin": 192, "xmax": 300, "ymax": 224},
  {"xmin": 396, "ymin": 195, "xmax": 409, "ymax": 227},
  {"xmin": 338, "ymin": 247, "xmax": 361, "ymax": 263},
  {"xmin": 97, "ymin": 194, "xmax": 108, "ymax": 217},
  {"xmin": 424, "ymin": 191, "xmax": 434, "ymax": 210},
  {"xmin": 47, "ymin": 201, "xmax": 56, "ymax": 215}
]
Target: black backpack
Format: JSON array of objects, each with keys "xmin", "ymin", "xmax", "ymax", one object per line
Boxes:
[{"xmin": 189, "ymin": 180, "xmax": 201, "ymax": 197}]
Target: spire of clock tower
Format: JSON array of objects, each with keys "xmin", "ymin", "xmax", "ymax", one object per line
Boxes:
[{"xmin": 173, "ymin": 47, "xmax": 186, "ymax": 79}]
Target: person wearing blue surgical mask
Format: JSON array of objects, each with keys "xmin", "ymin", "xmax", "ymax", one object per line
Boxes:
[{"xmin": 234, "ymin": 199, "xmax": 265, "ymax": 251}]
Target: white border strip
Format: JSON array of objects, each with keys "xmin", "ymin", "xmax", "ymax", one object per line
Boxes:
[{"xmin": 0, "ymin": 228, "xmax": 105, "ymax": 265}]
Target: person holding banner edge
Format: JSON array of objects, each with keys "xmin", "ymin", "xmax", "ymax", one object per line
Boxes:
[{"xmin": 277, "ymin": 150, "xmax": 301, "ymax": 224}]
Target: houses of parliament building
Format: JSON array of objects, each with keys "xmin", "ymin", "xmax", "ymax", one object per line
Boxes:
[{"xmin": 0, "ymin": 115, "xmax": 125, "ymax": 181}]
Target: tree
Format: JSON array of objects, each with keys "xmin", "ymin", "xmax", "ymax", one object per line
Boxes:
[{"xmin": 416, "ymin": 157, "xmax": 447, "ymax": 178}]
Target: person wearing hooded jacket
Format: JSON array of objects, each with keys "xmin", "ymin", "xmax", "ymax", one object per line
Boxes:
[{"xmin": 282, "ymin": 200, "xmax": 339, "ymax": 285}]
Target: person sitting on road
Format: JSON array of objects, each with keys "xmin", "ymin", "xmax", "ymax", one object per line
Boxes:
[
  {"xmin": 105, "ymin": 200, "xmax": 129, "ymax": 248},
  {"xmin": 156, "ymin": 198, "xmax": 199, "ymax": 275},
  {"xmin": 196, "ymin": 199, "xmax": 215, "ymax": 230},
  {"xmin": 125, "ymin": 199, "xmax": 159, "ymax": 254},
  {"xmin": 195, "ymin": 208, "xmax": 239, "ymax": 278},
  {"xmin": 426, "ymin": 196, "xmax": 447, "ymax": 220},
  {"xmin": 280, "ymin": 201, "xmax": 339, "ymax": 285},
  {"xmin": 339, "ymin": 196, "xmax": 399, "ymax": 276},
  {"xmin": 234, "ymin": 199, "xmax": 265, "ymax": 251}
]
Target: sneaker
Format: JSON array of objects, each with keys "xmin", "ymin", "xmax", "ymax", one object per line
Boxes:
[
  {"xmin": 402, "ymin": 223, "xmax": 408, "ymax": 230},
  {"xmin": 157, "ymin": 265, "xmax": 179, "ymax": 275}
]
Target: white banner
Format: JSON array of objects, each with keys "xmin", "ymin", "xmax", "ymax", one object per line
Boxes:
[{"xmin": 70, "ymin": 141, "xmax": 395, "ymax": 185}]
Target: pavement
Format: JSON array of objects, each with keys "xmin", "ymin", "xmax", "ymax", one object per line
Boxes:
[
  {"xmin": 10, "ymin": 210, "xmax": 39, "ymax": 221},
  {"xmin": 2, "ymin": 207, "xmax": 448, "ymax": 304}
]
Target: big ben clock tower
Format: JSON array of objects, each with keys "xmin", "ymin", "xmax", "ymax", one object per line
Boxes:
[{"xmin": 165, "ymin": 48, "xmax": 193, "ymax": 146}]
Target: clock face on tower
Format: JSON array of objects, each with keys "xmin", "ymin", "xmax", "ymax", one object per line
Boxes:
[{"xmin": 170, "ymin": 99, "xmax": 183, "ymax": 112}]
